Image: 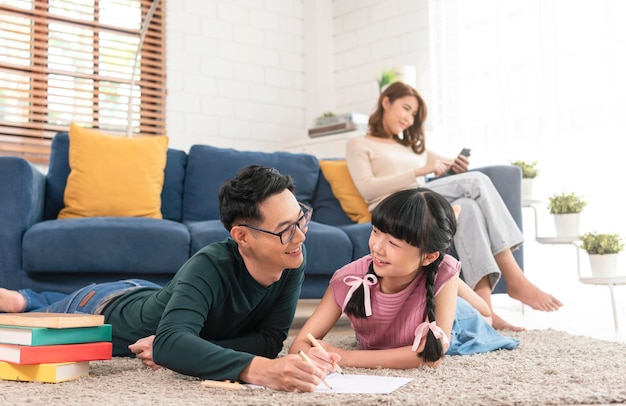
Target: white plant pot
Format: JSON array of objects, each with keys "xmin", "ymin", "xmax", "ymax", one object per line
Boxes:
[
  {"xmin": 521, "ymin": 178, "xmax": 535, "ymax": 201},
  {"xmin": 553, "ymin": 213, "xmax": 580, "ymax": 238},
  {"xmin": 588, "ymin": 253, "xmax": 618, "ymax": 278}
]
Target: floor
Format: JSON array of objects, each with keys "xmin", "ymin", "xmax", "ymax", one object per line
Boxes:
[{"xmin": 291, "ymin": 206, "xmax": 626, "ymax": 343}]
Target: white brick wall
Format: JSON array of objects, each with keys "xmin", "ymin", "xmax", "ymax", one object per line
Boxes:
[
  {"xmin": 333, "ymin": 0, "xmax": 432, "ymax": 117},
  {"xmin": 166, "ymin": 0, "xmax": 433, "ymax": 152},
  {"xmin": 166, "ymin": 0, "xmax": 306, "ymax": 152}
]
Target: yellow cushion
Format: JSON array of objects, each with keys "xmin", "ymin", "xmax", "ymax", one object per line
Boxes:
[
  {"xmin": 58, "ymin": 123, "xmax": 169, "ymax": 219},
  {"xmin": 319, "ymin": 160, "xmax": 371, "ymax": 223}
]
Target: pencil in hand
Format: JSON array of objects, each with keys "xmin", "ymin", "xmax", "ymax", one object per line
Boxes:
[
  {"xmin": 298, "ymin": 350, "xmax": 333, "ymax": 390},
  {"xmin": 306, "ymin": 332, "xmax": 344, "ymax": 375}
]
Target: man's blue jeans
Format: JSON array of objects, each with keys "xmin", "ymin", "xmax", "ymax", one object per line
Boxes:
[{"xmin": 18, "ymin": 279, "xmax": 161, "ymax": 314}]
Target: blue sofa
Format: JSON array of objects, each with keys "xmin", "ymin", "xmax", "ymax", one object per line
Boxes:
[{"xmin": 0, "ymin": 132, "xmax": 523, "ymax": 298}]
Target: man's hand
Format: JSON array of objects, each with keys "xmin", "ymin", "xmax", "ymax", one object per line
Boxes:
[
  {"xmin": 128, "ymin": 335, "xmax": 162, "ymax": 370},
  {"xmin": 239, "ymin": 354, "xmax": 330, "ymax": 392}
]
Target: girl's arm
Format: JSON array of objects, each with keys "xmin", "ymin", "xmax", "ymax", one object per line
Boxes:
[
  {"xmin": 326, "ymin": 274, "xmax": 459, "ymax": 370},
  {"xmin": 457, "ymin": 279, "xmax": 493, "ymax": 326}
]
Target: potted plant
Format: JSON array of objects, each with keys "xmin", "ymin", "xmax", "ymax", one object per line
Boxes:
[
  {"xmin": 314, "ymin": 111, "xmax": 338, "ymax": 127},
  {"xmin": 511, "ymin": 160, "xmax": 539, "ymax": 201},
  {"xmin": 547, "ymin": 192, "xmax": 587, "ymax": 238},
  {"xmin": 376, "ymin": 68, "xmax": 399, "ymax": 93},
  {"xmin": 579, "ymin": 231, "xmax": 624, "ymax": 277}
]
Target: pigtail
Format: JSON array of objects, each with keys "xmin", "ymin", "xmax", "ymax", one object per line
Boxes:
[
  {"xmin": 344, "ymin": 263, "xmax": 376, "ymax": 318},
  {"xmin": 417, "ymin": 256, "xmax": 445, "ymax": 362}
]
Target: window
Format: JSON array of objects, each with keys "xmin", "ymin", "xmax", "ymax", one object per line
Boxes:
[
  {"xmin": 429, "ymin": 0, "xmax": 626, "ymax": 234},
  {"xmin": 0, "ymin": 0, "xmax": 166, "ymax": 164}
]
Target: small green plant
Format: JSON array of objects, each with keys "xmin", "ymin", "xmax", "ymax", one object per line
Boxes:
[
  {"xmin": 376, "ymin": 68, "xmax": 399, "ymax": 92},
  {"xmin": 314, "ymin": 111, "xmax": 337, "ymax": 126},
  {"xmin": 547, "ymin": 192, "xmax": 587, "ymax": 214},
  {"xmin": 511, "ymin": 160, "xmax": 539, "ymax": 179},
  {"xmin": 580, "ymin": 231, "xmax": 624, "ymax": 255}
]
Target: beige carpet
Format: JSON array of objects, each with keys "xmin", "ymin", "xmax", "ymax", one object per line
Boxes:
[{"xmin": 1, "ymin": 329, "xmax": 626, "ymax": 405}]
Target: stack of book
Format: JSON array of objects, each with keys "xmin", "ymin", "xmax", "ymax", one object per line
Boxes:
[{"xmin": 0, "ymin": 313, "xmax": 112, "ymax": 383}]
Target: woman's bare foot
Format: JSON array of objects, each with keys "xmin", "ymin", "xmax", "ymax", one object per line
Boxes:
[
  {"xmin": 507, "ymin": 279, "xmax": 563, "ymax": 312},
  {"xmin": 0, "ymin": 288, "xmax": 26, "ymax": 313},
  {"xmin": 492, "ymin": 312, "xmax": 525, "ymax": 332}
]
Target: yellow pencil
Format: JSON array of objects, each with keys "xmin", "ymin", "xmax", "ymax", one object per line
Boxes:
[
  {"xmin": 201, "ymin": 379, "xmax": 248, "ymax": 391},
  {"xmin": 306, "ymin": 332, "xmax": 344, "ymax": 374},
  {"xmin": 298, "ymin": 350, "xmax": 333, "ymax": 390}
]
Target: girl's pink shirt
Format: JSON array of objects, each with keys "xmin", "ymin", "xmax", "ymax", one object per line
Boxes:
[{"xmin": 330, "ymin": 254, "xmax": 460, "ymax": 350}]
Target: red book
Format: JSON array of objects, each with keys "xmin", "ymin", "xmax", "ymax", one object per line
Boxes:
[{"xmin": 0, "ymin": 341, "xmax": 112, "ymax": 365}]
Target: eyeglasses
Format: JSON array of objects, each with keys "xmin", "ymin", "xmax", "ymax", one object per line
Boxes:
[{"xmin": 238, "ymin": 202, "xmax": 313, "ymax": 245}]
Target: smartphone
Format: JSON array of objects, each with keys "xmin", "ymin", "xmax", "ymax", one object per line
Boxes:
[{"xmin": 446, "ymin": 148, "xmax": 471, "ymax": 175}]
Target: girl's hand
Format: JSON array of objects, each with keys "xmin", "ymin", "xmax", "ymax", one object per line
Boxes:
[{"xmin": 307, "ymin": 345, "xmax": 342, "ymax": 374}]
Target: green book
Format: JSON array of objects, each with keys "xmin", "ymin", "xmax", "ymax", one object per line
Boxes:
[{"xmin": 0, "ymin": 324, "xmax": 112, "ymax": 346}]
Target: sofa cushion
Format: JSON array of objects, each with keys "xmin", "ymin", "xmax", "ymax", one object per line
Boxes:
[
  {"xmin": 22, "ymin": 218, "xmax": 190, "ymax": 274},
  {"xmin": 338, "ymin": 222, "xmax": 373, "ymax": 260},
  {"xmin": 183, "ymin": 145, "xmax": 320, "ymax": 222},
  {"xmin": 319, "ymin": 160, "xmax": 371, "ymax": 223},
  {"xmin": 58, "ymin": 124, "xmax": 169, "ymax": 219},
  {"xmin": 186, "ymin": 220, "xmax": 231, "ymax": 255},
  {"xmin": 44, "ymin": 132, "xmax": 187, "ymax": 222},
  {"xmin": 311, "ymin": 168, "xmax": 354, "ymax": 226},
  {"xmin": 298, "ymin": 222, "xmax": 353, "ymax": 278},
  {"xmin": 161, "ymin": 149, "xmax": 187, "ymax": 222},
  {"xmin": 44, "ymin": 131, "xmax": 71, "ymax": 221},
  {"xmin": 186, "ymin": 220, "xmax": 352, "ymax": 278}
]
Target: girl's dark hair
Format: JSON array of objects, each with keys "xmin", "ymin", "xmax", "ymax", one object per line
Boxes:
[
  {"xmin": 218, "ymin": 165, "xmax": 295, "ymax": 231},
  {"xmin": 344, "ymin": 188, "xmax": 457, "ymax": 362},
  {"xmin": 368, "ymin": 81, "xmax": 428, "ymax": 154}
]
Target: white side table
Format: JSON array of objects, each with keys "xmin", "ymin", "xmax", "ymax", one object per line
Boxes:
[
  {"xmin": 578, "ymin": 275, "xmax": 626, "ymax": 329},
  {"xmin": 523, "ymin": 200, "xmax": 624, "ymax": 328},
  {"xmin": 573, "ymin": 243, "xmax": 625, "ymax": 329}
]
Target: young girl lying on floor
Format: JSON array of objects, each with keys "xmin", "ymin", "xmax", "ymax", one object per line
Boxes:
[{"xmin": 290, "ymin": 188, "xmax": 518, "ymax": 369}]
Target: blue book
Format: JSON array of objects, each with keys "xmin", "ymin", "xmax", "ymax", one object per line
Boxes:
[{"xmin": 0, "ymin": 324, "xmax": 112, "ymax": 346}]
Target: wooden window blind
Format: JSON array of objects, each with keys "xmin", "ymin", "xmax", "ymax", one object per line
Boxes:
[{"xmin": 0, "ymin": 0, "xmax": 166, "ymax": 165}]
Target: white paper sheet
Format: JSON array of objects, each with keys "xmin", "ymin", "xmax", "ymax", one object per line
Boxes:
[{"xmin": 314, "ymin": 373, "xmax": 412, "ymax": 394}]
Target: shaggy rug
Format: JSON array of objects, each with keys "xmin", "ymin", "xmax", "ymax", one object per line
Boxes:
[{"xmin": 1, "ymin": 329, "xmax": 625, "ymax": 406}]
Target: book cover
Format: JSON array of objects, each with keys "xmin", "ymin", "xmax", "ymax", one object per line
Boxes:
[
  {"xmin": 0, "ymin": 324, "xmax": 112, "ymax": 346},
  {"xmin": 0, "ymin": 341, "xmax": 112, "ymax": 364},
  {"xmin": 0, "ymin": 361, "xmax": 89, "ymax": 383},
  {"xmin": 0, "ymin": 312, "xmax": 104, "ymax": 328}
]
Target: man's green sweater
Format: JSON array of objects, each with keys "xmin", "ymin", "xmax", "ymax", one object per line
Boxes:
[{"xmin": 103, "ymin": 238, "xmax": 305, "ymax": 381}]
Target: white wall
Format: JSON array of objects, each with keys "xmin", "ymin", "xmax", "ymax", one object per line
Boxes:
[
  {"xmin": 166, "ymin": 0, "xmax": 434, "ymax": 153},
  {"xmin": 166, "ymin": 0, "xmax": 307, "ymax": 153},
  {"xmin": 332, "ymin": 0, "xmax": 432, "ymax": 118}
]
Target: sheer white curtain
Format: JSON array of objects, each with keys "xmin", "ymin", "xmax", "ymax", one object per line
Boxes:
[{"xmin": 429, "ymin": 0, "xmax": 626, "ymax": 235}]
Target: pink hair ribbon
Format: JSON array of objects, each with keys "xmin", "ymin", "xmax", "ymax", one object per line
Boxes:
[
  {"xmin": 411, "ymin": 321, "xmax": 450, "ymax": 351},
  {"xmin": 342, "ymin": 274, "xmax": 378, "ymax": 316}
]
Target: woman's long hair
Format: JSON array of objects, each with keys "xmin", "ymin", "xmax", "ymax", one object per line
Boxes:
[
  {"xmin": 344, "ymin": 188, "xmax": 457, "ymax": 362},
  {"xmin": 368, "ymin": 81, "xmax": 427, "ymax": 154}
]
